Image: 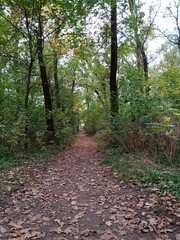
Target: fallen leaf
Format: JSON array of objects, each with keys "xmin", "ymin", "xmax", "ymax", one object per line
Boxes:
[
  {"xmin": 176, "ymin": 234, "xmax": 180, "ymax": 240},
  {"xmin": 6, "ymin": 185, "xmax": 12, "ymax": 192},
  {"xmin": 53, "ymin": 238, "xmax": 67, "ymax": 240},
  {"xmin": 50, "ymin": 227, "xmax": 62, "ymax": 234},
  {"xmin": 31, "ymin": 188, "xmax": 39, "ymax": 193},
  {"xmin": 119, "ymin": 230, "xmax": 126, "ymax": 236},
  {"xmin": 160, "ymin": 228, "xmax": 174, "ymax": 233},
  {"xmin": 0, "ymin": 226, "xmax": 6, "ymax": 234},
  {"xmin": 149, "ymin": 217, "xmax": 158, "ymax": 226},
  {"xmin": 72, "ymin": 206, "xmax": 79, "ymax": 211},
  {"xmin": 137, "ymin": 199, "xmax": 144, "ymax": 208},
  {"xmin": 20, "ymin": 228, "xmax": 30, "ymax": 234},
  {"xmin": 25, "ymin": 231, "xmax": 43, "ymax": 239},
  {"xmin": 105, "ymin": 220, "xmax": 112, "ymax": 227},
  {"xmin": 109, "ymin": 215, "xmax": 116, "ymax": 220},
  {"xmin": 80, "ymin": 228, "xmax": 91, "ymax": 237},
  {"xmin": 95, "ymin": 210, "xmax": 103, "ymax": 215},
  {"xmin": 42, "ymin": 216, "xmax": 50, "ymax": 222},
  {"xmin": 74, "ymin": 212, "xmax": 84, "ymax": 219},
  {"xmin": 30, "ymin": 214, "xmax": 42, "ymax": 222},
  {"xmin": 9, "ymin": 219, "xmax": 24, "ymax": 229},
  {"xmin": 54, "ymin": 219, "xmax": 64, "ymax": 228}
]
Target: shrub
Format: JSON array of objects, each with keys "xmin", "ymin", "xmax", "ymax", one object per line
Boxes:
[{"xmin": 81, "ymin": 103, "xmax": 109, "ymax": 134}]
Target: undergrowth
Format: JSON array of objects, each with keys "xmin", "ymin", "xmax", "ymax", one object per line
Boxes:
[
  {"xmin": 0, "ymin": 146, "xmax": 61, "ymax": 194},
  {"xmin": 0, "ymin": 147, "xmax": 60, "ymax": 169},
  {"xmin": 102, "ymin": 149, "xmax": 180, "ymax": 199}
]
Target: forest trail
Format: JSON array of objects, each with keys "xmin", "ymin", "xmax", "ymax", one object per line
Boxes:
[{"xmin": 0, "ymin": 132, "xmax": 179, "ymax": 240}]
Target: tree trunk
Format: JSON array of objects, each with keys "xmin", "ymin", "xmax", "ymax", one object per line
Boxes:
[
  {"xmin": 128, "ymin": 0, "xmax": 148, "ymax": 81},
  {"xmin": 110, "ymin": 0, "xmax": 118, "ymax": 119},
  {"xmin": 37, "ymin": 16, "xmax": 55, "ymax": 141},
  {"xmin": 53, "ymin": 19, "xmax": 61, "ymax": 109},
  {"xmin": 71, "ymin": 79, "xmax": 75, "ymax": 109},
  {"xmin": 53, "ymin": 53, "xmax": 60, "ymax": 108},
  {"xmin": 23, "ymin": 8, "xmax": 36, "ymax": 149},
  {"xmin": 24, "ymin": 59, "xmax": 34, "ymax": 149},
  {"xmin": 140, "ymin": 44, "xmax": 148, "ymax": 80}
]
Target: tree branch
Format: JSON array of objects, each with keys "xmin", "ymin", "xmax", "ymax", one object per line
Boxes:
[{"xmin": 0, "ymin": 13, "xmax": 28, "ymax": 40}]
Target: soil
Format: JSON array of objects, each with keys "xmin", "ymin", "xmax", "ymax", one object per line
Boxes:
[{"xmin": 0, "ymin": 132, "xmax": 179, "ymax": 240}]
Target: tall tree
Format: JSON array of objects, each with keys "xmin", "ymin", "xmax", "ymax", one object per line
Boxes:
[
  {"xmin": 127, "ymin": 0, "xmax": 148, "ymax": 80},
  {"xmin": 23, "ymin": 5, "xmax": 36, "ymax": 148},
  {"xmin": 110, "ymin": 0, "xmax": 118, "ymax": 120},
  {"xmin": 0, "ymin": 2, "xmax": 37, "ymax": 147},
  {"xmin": 36, "ymin": 5, "xmax": 55, "ymax": 140},
  {"xmin": 52, "ymin": 18, "xmax": 62, "ymax": 109}
]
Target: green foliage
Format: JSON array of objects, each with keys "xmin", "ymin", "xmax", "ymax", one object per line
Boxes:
[
  {"xmin": 98, "ymin": 116, "xmax": 179, "ymax": 162},
  {"xmin": 0, "ymin": 0, "xmax": 85, "ymax": 156},
  {"xmin": 0, "ymin": 112, "xmax": 27, "ymax": 153},
  {"xmin": 0, "ymin": 146, "xmax": 60, "ymax": 170},
  {"xmin": 0, "ymin": 146, "xmax": 60, "ymax": 193},
  {"xmin": 54, "ymin": 110, "xmax": 78, "ymax": 146},
  {"xmin": 95, "ymin": 59, "xmax": 180, "ymax": 161},
  {"xmin": 81, "ymin": 103, "xmax": 109, "ymax": 134},
  {"xmin": 102, "ymin": 153, "xmax": 180, "ymax": 198}
]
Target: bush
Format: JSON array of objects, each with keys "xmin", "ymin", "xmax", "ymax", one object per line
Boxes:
[
  {"xmin": 97, "ymin": 103, "xmax": 180, "ymax": 162},
  {"xmin": 81, "ymin": 103, "xmax": 109, "ymax": 134},
  {"xmin": 54, "ymin": 110, "xmax": 77, "ymax": 146},
  {"xmin": 0, "ymin": 112, "xmax": 27, "ymax": 152}
]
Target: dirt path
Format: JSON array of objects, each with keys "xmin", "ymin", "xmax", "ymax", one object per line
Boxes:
[{"xmin": 0, "ymin": 132, "xmax": 179, "ymax": 240}]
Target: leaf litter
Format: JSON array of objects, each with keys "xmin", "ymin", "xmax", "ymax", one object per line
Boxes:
[{"xmin": 0, "ymin": 132, "xmax": 179, "ymax": 239}]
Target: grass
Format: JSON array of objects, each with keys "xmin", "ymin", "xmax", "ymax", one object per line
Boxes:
[
  {"xmin": 0, "ymin": 146, "xmax": 60, "ymax": 194},
  {"xmin": 102, "ymin": 150, "xmax": 180, "ymax": 199},
  {"xmin": 0, "ymin": 147, "xmax": 60, "ymax": 169}
]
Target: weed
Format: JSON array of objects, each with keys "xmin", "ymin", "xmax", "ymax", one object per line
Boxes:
[
  {"xmin": 0, "ymin": 146, "xmax": 60, "ymax": 195},
  {"xmin": 0, "ymin": 147, "xmax": 60, "ymax": 170},
  {"xmin": 102, "ymin": 151, "xmax": 180, "ymax": 198}
]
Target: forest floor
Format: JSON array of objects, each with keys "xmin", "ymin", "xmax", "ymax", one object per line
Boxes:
[{"xmin": 0, "ymin": 132, "xmax": 180, "ymax": 240}]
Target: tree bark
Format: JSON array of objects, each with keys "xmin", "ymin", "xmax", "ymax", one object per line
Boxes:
[
  {"xmin": 53, "ymin": 19, "xmax": 61, "ymax": 109},
  {"xmin": 23, "ymin": 7, "xmax": 36, "ymax": 149},
  {"xmin": 110, "ymin": 0, "xmax": 118, "ymax": 119},
  {"xmin": 24, "ymin": 59, "xmax": 34, "ymax": 149},
  {"xmin": 128, "ymin": 0, "xmax": 148, "ymax": 81},
  {"xmin": 137, "ymin": 42, "xmax": 148, "ymax": 80},
  {"xmin": 53, "ymin": 53, "xmax": 60, "ymax": 108},
  {"xmin": 140, "ymin": 44, "xmax": 148, "ymax": 80},
  {"xmin": 37, "ymin": 16, "xmax": 55, "ymax": 140}
]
